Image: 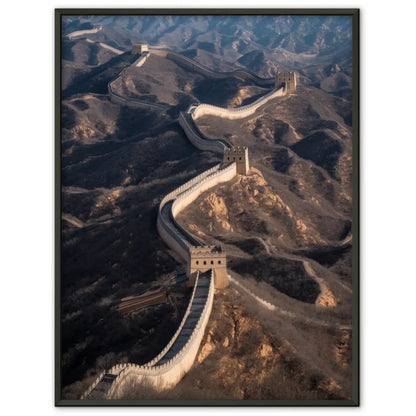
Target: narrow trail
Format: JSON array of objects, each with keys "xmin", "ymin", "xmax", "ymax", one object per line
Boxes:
[
  {"xmin": 228, "ymin": 275, "xmax": 351, "ymax": 331},
  {"xmin": 258, "ymin": 241, "xmax": 353, "ymax": 299},
  {"xmin": 253, "ymin": 236, "xmax": 272, "ymax": 255},
  {"xmin": 303, "ymin": 259, "xmax": 352, "ymax": 298}
]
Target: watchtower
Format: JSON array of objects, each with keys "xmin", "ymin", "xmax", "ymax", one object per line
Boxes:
[
  {"xmin": 275, "ymin": 71, "xmax": 297, "ymax": 93},
  {"xmin": 132, "ymin": 44, "xmax": 149, "ymax": 55},
  {"xmin": 223, "ymin": 146, "xmax": 249, "ymax": 175},
  {"xmin": 187, "ymin": 245, "xmax": 228, "ymax": 289}
]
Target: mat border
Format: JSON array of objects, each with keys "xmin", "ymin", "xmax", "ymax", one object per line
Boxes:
[{"xmin": 55, "ymin": 8, "xmax": 360, "ymax": 407}]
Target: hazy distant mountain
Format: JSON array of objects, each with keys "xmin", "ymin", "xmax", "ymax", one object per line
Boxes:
[{"xmin": 63, "ymin": 15, "xmax": 352, "ymax": 74}]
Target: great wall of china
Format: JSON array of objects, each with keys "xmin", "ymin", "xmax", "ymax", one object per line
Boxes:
[
  {"xmin": 66, "ymin": 26, "xmax": 102, "ymax": 40},
  {"xmin": 82, "ymin": 44, "xmax": 296, "ymax": 399}
]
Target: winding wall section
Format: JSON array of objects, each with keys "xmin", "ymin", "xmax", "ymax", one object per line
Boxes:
[
  {"xmin": 107, "ymin": 51, "xmax": 169, "ymax": 111},
  {"xmin": 150, "ymin": 49, "xmax": 275, "ymax": 87},
  {"xmin": 157, "ymin": 162, "xmax": 237, "ymax": 261},
  {"xmin": 66, "ymin": 26, "xmax": 102, "ymax": 39},
  {"xmin": 83, "ymin": 270, "xmax": 214, "ymax": 399},
  {"xmin": 82, "ymin": 46, "xmax": 290, "ymax": 399},
  {"xmin": 191, "ymin": 85, "xmax": 285, "ymax": 120},
  {"xmin": 108, "ymin": 270, "xmax": 214, "ymax": 397},
  {"xmin": 106, "ymin": 47, "xmax": 280, "ymax": 112},
  {"xmin": 178, "ymin": 83, "xmax": 287, "ymax": 154}
]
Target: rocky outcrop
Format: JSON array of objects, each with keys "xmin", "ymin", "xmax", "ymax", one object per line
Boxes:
[{"xmin": 199, "ymin": 193, "xmax": 233, "ymax": 232}]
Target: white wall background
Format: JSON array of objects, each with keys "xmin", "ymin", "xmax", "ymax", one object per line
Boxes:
[{"xmin": 1, "ymin": 0, "xmax": 415, "ymax": 414}]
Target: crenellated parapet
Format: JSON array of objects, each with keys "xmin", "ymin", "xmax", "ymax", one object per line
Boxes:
[
  {"xmin": 188, "ymin": 246, "xmax": 228, "ymax": 288},
  {"xmin": 179, "ymin": 112, "xmax": 230, "ymax": 154},
  {"xmin": 223, "ymin": 146, "xmax": 249, "ymax": 175},
  {"xmin": 132, "ymin": 44, "xmax": 149, "ymax": 54},
  {"xmin": 191, "ymin": 87, "xmax": 285, "ymax": 120},
  {"xmin": 132, "ymin": 51, "xmax": 150, "ymax": 67},
  {"xmin": 156, "ymin": 161, "xmax": 237, "ymax": 275},
  {"xmin": 107, "ymin": 270, "xmax": 214, "ymax": 397}
]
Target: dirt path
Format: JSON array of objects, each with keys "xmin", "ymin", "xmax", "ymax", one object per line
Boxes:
[{"xmin": 228, "ymin": 274, "xmax": 351, "ymax": 331}]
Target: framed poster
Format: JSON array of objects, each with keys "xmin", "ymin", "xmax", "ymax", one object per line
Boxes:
[{"xmin": 55, "ymin": 8, "xmax": 359, "ymax": 406}]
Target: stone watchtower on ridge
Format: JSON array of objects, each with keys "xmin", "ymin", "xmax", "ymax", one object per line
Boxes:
[
  {"xmin": 132, "ymin": 44, "xmax": 149, "ymax": 54},
  {"xmin": 187, "ymin": 245, "xmax": 228, "ymax": 289},
  {"xmin": 185, "ymin": 146, "xmax": 250, "ymax": 289},
  {"xmin": 223, "ymin": 146, "xmax": 249, "ymax": 175},
  {"xmin": 275, "ymin": 71, "xmax": 297, "ymax": 93}
]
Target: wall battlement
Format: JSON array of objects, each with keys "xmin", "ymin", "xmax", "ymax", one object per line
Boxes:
[
  {"xmin": 275, "ymin": 71, "xmax": 297, "ymax": 93},
  {"xmin": 223, "ymin": 146, "xmax": 249, "ymax": 175},
  {"xmin": 132, "ymin": 44, "xmax": 149, "ymax": 54},
  {"xmin": 190, "ymin": 245, "xmax": 223, "ymax": 255},
  {"xmin": 188, "ymin": 246, "xmax": 228, "ymax": 288},
  {"xmin": 132, "ymin": 51, "xmax": 150, "ymax": 67},
  {"xmin": 179, "ymin": 112, "xmax": 229, "ymax": 154}
]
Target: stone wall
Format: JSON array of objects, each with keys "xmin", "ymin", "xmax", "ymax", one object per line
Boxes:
[
  {"xmin": 107, "ymin": 47, "xmax": 284, "ymax": 115},
  {"xmin": 179, "ymin": 112, "xmax": 230, "ymax": 154},
  {"xmin": 143, "ymin": 271, "xmax": 202, "ymax": 367},
  {"xmin": 147, "ymin": 49, "xmax": 168, "ymax": 58},
  {"xmin": 66, "ymin": 26, "xmax": 102, "ymax": 39},
  {"xmin": 132, "ymin": 51, "xmax": 150, "ymax": 67},
  {"xmin": 156, "ymin": 162, "xmax": 237, "ymax": 263},
  {"xmin": 228, "ymin": 276, "xmax": 276, "ymax": 311},
  {"xmin": 171, "ymin": 163, "xmax": 237, "ymax": 219},
  {"xmin": 80, "ymin": 371, "xmax": 106, "ymax": 400},
  {"xmin": 191, "ymin": 86, "xmax": 285, "ymax": 120},
  {"xmin": 156, "ymin": 164, "xmax": 222, "ymax": 260},
  {"xmin": 156, "ymin": 215, "xmax": 190, "ymax": 261},
  {"xmin": 108, "ymin": 90, "xmax": 169, "ymax": 111},
  {"xmin": 155, "ymin": 161, "xmax": 236, "ymax": 291},
  {"xmin": 106, "ymin": 270, "xmax": 215, "ymax": 397},
  {"xmin": 107, "ymin": 57, "xmax": 168, "ymax": 112},
  {"xmin": 275, "ymin": 71, "xmax": 297, "ymax": 93},
  {"xmin": 149, "ymin": 49, "xmax": 275, "ymax": 87}
]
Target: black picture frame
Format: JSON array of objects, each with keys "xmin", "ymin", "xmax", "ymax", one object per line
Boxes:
[{"xmin": 55, "ymin": 8, "xmax": 359, "ymax": 406}]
